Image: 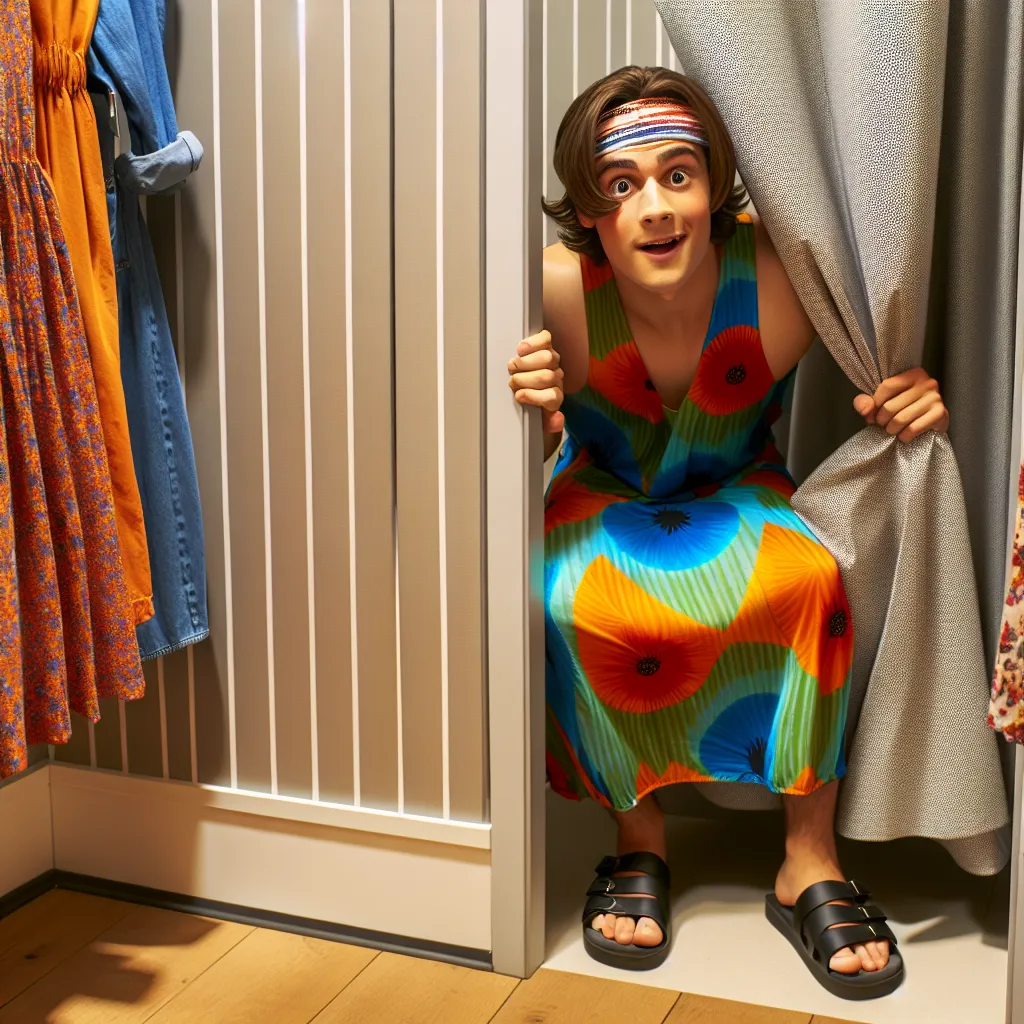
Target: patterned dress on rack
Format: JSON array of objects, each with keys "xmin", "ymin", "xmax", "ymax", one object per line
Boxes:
[
  {"xmin": 0, "ymin": 0, "xmax": 144, "ymax": 778},
  {"xmin": 544, "ymin": 217, "xmax": 853, "ymax": 811}
]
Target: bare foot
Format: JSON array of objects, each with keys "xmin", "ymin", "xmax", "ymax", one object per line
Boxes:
[
  {"xmin": 775, "ymin": 854, "xmax": 891, "ymax": 975},
  {"xmin": 590, "ymin": 794, "xmax": 667, "ymax": 948}
]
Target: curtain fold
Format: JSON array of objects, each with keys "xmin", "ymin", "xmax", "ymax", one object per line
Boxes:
[{"xmin": 656, "ymin": 0, "xmax": 1018, "ymax": 873}]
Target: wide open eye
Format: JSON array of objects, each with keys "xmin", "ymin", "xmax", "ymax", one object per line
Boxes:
[
  {"xmin": 610, "ymin": 178, "xmax": 632, "ymax": 197},
  {"xmin": 669, "ymin": 169, "xmax": 687, "ymax": 186}
]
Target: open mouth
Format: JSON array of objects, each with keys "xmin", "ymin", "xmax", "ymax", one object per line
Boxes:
[{"xmin": 638, "ymin": 234, "xmax": 684, "ymax": 256}]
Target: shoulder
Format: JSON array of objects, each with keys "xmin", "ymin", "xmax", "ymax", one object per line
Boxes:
[
  {"xmin": 543, "ymin": 243, "xmax": 589, "ymax": 392},
  {"xmin": 750, "ymin": 215, "xmax": 815, "ymax": 377}
]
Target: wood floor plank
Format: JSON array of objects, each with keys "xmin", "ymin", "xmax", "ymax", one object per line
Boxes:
[
  {"xmin": 0, "ymin": 891, "xmax": 134, "ymax": 1009},
  {"xmin": 811, "ymin": 1017, "xmax": 867, "ymax": 1024},
  {"xmin": 147, "ymin": 927, "xmax": 377, "ymax": 1023},
  {"xmin": 0, "ymin": 905, "xmax": 252, "ymax": 1023},
  {"xmin": 490, "ymin": 968, "xmax": 680, "ymax": 1023},
  {"xmin": 665, "ymin": 993, "xmax": 813, "ymax": 1024},
  {"xmin": 312, "ymin": 951, "xmax": 518, "ymax": 1023}
]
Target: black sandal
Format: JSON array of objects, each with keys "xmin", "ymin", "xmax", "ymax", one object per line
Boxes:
[
  {"xmin": 581, "ymin": 852, "xmax": 672, "ymax": 971},
  {"xmin": 765, "ymin": 879, "xmax": 904, "ymax": 1000}
]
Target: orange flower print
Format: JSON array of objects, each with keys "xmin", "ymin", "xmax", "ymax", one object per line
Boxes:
[
  {"xmin": 753, "ymin": 524, "xmax": 853, "ymax": 696},
  {"xmin": 636, "ymin": 760, "xmax": 711, "ymax": 800},
  {"xmin": 545, "ymin": 470, "xmax": 626, "ymax": 535},
  {"xmin": 589, "ymin": 343, "xmax": 665, "ymax": 424},
  {"xmin": 688, "ymin": 325, "xmax": 775, "ymax": 416},
  {"xmin": 782, "ymin": 765, "xmax": 822, "ymax": 796},
  {"xmin": 574, "ymin": 555, "xmax": 724, "ymax": 713}
]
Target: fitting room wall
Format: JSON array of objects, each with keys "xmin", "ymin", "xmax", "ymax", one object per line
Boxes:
[{"xmin": 42, "ymin": 0, "xmax": 487, "ymax": 824}]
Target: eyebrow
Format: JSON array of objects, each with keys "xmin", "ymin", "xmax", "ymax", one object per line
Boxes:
[{"xmin": 596, "ymin": 144, "xmax": 701, "ymax": 177}]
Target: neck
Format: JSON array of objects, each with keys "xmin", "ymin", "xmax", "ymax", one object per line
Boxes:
[{"xmin": 615, "ymin": 244, "xmax": 720, "ymax": 336}]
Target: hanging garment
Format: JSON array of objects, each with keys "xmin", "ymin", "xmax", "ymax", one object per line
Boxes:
[
  {"xmin": 989, "ymin": 463, "xmax": 1024, "ymax": 741},
  {"xmin": 88, "ymin": 0, "xmax": 209, "ymax": 660},
  {"xmin": 545, "ymin": 220, "xmax": 852, "ymax": 811},
  {"xmin": 0, "ymin": 0, "xmax": 144, "ymax": 778},
  {"xmin": 30, "ymin": 0, "xmax": 153, "ymax": 626}
]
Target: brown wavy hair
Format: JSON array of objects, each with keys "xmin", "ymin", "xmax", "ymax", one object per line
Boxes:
[{"xmin": 542, "ymin": 66, "xmax": 747, "ymax": 263}]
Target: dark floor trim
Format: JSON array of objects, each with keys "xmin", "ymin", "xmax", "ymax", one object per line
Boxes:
[
  {"xmin": 6, "ymin": 871, "xmax": 491, "ymax": 971},
  {"xmin": 0, "ymin": 870, "xmax": 57, "ymax": 921}
]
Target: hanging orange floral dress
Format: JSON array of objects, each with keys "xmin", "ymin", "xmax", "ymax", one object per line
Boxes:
[
  {"xmin": 0, "ymin": 0, "xmax": 144, "ymax": 777},
  {"xmin": 30, "ymin": 0, "xmax": 153, "ymax": 626}
]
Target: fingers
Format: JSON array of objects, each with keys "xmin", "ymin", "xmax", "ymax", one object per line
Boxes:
[
  {"xmin": 508, "ymin": 367, "xmax": 564, "ymax": 393},
  {"xmin": 513, "ymin": 386, "xmax": 564, "ymax": 414},
  {"xmin": 862, "ymin": 368, "xmax": 948, "ymax": 441},
  {"xmin": 871, "ymin": 367, "xmax": 931, "ymax": 408},
  {"xmin": 874, "ymin": 378, "xmax": 936, "ymax": 428},
  {"xmin": 508, "ymin": 346, "xmax": 560, "ymax": 373},
  {"xmin": 896, "ymin": 403, "xmax": 947, "ymax": 442},
  {"xmin": 514, "ymin": 330, "xmax": 555, "ymax": 360},
  {"xmin": 852, "ymin": 393, "xmax": 876, "ymax": 423}
]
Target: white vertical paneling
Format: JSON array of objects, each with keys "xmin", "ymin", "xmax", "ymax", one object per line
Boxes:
[
  {"xmin": 210, "ymin": 0, "xmax": 238, "ymax": 791},
  {"xmin": 572, "ymin": 0, "xmax": 579, "ymax": 97},
  {"xmin": 297, "ymin": 0, "xmax": 319, "ymax": 804},
  {"xmin": 118, "ymin": 701, "xmax": 128, "ymax": 774},
  {"xmin": 187, "ymin": 645, "xmax": 198, "ymax": 784},
  {"xmin": 342, "ymin": 0, "xmax": 361, "ymax": 807},
  {"xmin": 435, "ymin": 0, "xmax": 451, "ymax": 821},
  {"xmin": 542, "ymin": 0, "xmax": 549, "ymax": 246},
  {"xmin": 605, "ymin": 0, "xmax": 611, "ymax": 73},
  {"xmin": 253, "ymin": 0, "xmax": 278, "ymax": 797},
  {"xmin": 655, "ymin": 7, "xmax": 662, "ymax": 65},
  {"xmin": 157, "ymin": 658, "xmax": 169, "ymax": 779},
  {"xmin": 625, "ymin": 0, "xmax": 632, "ymax": 62}
]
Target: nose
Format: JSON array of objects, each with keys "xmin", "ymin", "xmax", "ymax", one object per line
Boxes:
[{"xmin": 636, "ymin": 177, "xmax": 673, "ymax": 226}]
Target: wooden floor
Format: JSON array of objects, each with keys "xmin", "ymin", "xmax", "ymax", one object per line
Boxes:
[{"xmin": 0, "ymin": 890, "xmax": 865, "ymax": 1024}]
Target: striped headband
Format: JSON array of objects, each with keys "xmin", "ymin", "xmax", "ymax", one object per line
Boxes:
[{"xmin": 594, "ymin": 98, "xmax": 708, "ymax": 157}]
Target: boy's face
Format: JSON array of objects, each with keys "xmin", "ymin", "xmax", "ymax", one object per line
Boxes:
[{"xmin": 581, "ymin": 140, "xmax": 713, "ymax": 296}]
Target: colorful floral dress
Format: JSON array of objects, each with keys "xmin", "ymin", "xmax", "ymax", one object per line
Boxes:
[
  {"xmin": 545, "ymin": 217, "xmax": 853, "ymax": 811},
  {"xmin": 0, "ymin": 0, "xmax": 144, "ymax": 777},
  {"xmin": 989, "ymin": 462, "xmax": 1024, "ymax": 742}
]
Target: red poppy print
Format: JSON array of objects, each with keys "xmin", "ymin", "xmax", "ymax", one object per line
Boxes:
[
  {"xmin": 688, "ymin": 325, "xmax": 775, "ymax": 416},
  {"xmin": 581, "ymin": 253, "xmax": 614, "ymax": 293},
  {"xmin": 574, "ymin": 555, "xmax": 723, "ymax": 713},
  {"xmin": 589, "ymin": 343, "xmax": 665, "ymax": 423}
]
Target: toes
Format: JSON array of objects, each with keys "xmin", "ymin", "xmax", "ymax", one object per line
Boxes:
[
  {"xmin": 829, "ymin": 947, "xmax": 863, "ymax": 974},
  {"xmin": 854, "ymin": 943, "xmax": 878, "ymax": 972},
  {"xmin": 591, "ymin": 915, "xmax": 605, "ymax": 932},
  {"xmin": 633, "ymin": 917, "xmax": 664, "ymax": 948},
  {"xmin": 614, "ymin": 915, "xmax": 637, "ymax": 945},
  {"xmin": 601, "ymin": 914, "xmax": 617, "ymax": 940},
  {"xmin": 867, "ymin": 940, "xmax": 890, "ymax": 969}
]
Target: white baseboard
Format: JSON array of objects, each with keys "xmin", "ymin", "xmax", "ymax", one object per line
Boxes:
[
  {"xmin": 0, "ymin": 765, "xmax": 54, "ymax": 895},
  {"xmin": 48, "ymin": 765, "xmax": 491, "ymax": 950}
]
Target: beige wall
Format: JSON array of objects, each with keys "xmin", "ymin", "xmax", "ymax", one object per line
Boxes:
[{"xmin": 52, "ymin": 0, "xmax": 487, "ymax": 825}]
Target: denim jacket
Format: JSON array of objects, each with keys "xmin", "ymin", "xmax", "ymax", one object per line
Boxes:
[{"xmin": 89, "ymin": 0, "xmax": 209, "ymax": 659}]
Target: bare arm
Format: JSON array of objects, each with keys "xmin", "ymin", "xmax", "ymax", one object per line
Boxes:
[{"xmin": 508, "ymin": 244, "xmax": 588, "ymax": 462}]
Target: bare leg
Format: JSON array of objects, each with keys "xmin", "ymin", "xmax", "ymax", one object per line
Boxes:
[
  {"xmin": 590, "ymin": 793, "xmax": 667, "ymax": 947},
  {"xmin": 775, "ymin": 781, "xmax": 890, "ymax": 974}
]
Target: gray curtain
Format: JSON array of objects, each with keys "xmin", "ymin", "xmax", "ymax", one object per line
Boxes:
[{"xmin": 656, "ymin": 0, "xmax": 1022, "ymax": 874}]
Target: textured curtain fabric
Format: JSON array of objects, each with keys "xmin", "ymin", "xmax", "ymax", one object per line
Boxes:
[{"xmin": 655, "ymin": 0, "xmax": 1021, "ymax": 874}]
